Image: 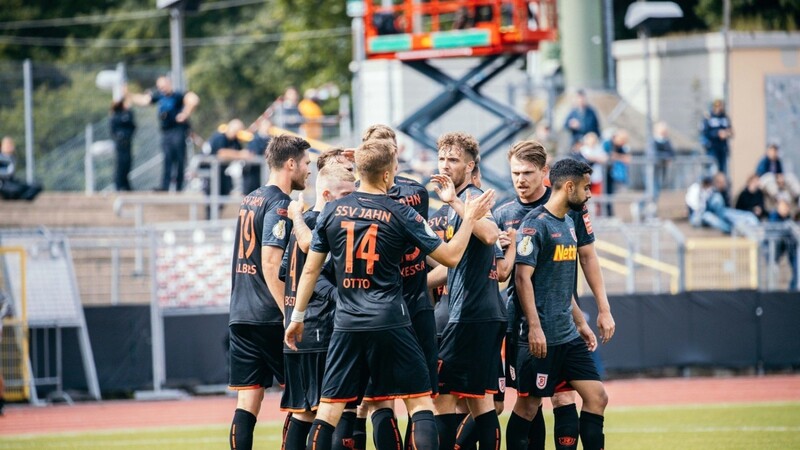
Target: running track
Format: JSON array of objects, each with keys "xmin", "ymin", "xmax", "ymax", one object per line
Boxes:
[{"xmin": 1, "ymin": 375, "xmax": 798, "ymax": 436}]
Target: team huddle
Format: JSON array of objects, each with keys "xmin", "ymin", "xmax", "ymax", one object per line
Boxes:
[{"xmin": 226, "ymin": 125, "xmax": 616, "ymax": 450}]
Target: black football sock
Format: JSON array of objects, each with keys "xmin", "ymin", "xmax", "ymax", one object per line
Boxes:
[
  {"xmin": 333, "ymin": 411, "xmax": 357, "ymax": 449},
  {"xmin": 405, "ymin": 414, "xmax": 413, "ymax": 450},
  {"xmin": 579, "ymin": 411, "xmax": 605, "ymax": 450},
  {"xmin": 283, "ymin": 412, "xmax": 293, "ymax": 447},
  {"xmin": 409, "ymin": 410, "xmax": 439, "ymax": 450},
  {"xmin": 353, "ymin": 417, "xmax": 368, "ymax": 450},
  {"xmin": 505, "ymin": 411, "xmax": 531, "ymax": 450},
  {"xmin": 285, "ymin": 417, "xmax": 314, "ymax": 450},
  {"xmin": 307, "ymin": 419, "xmax": 336, "ymax": 450},
  {"xmin": 473, "ymin": 410, "xmax": 501, "ymax": 450},
  {"xmin": 454, "ymin": 413, "xmax": 477, "ymax": 450},
  {"xmin": 372, "ymin": 408, "xmax": 403, "ymax": 450},
  {"xmin": 553, "ymin": 404, "xmax": 579, "ymax": 450},
  {"xmin": 230, "ymin": 408, "xmax": 257, "ymax": 450},
  {"xmin": 435, "ymin": 413, "xmax": 459, "ymax": 450},
  {"xmin": 527, "ymin": 405, "xmax": 546, "ymax": 450}
]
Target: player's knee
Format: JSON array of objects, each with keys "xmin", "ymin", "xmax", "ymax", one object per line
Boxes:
[
  {"xmin": 405, "ymin": 396, "xmax": 435, "ymax": 416},
  {"xmin": 583, "ymin": 386, "xmax": 608, "ymax": 413},
  {"xmin": 236, "ymin": 388, "xmax": 264, "ymax": 414},
  {"xmin": 512, "ymin": 396, "xmax": 540, "ymax": 420},
  {"xmin": 294, "ymin": 411, "xmax": 316, "ymax": 423},
  {"xmin": 551, "ymin": 391, "xmax": 576, "ymax": 408}
]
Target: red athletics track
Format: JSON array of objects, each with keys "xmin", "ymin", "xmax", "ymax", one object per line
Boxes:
[{"xmin": 1, "ymin": 375, "xmax": 799, "ymax": 436}]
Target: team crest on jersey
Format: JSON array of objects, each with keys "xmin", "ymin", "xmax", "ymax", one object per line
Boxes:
[
  {"xmin": 272, "ymin": 219, "xmax": 286, "ymax": 240},
  {"xmin": 536, "ymin": 373, "xmax": 548, "ymax": 389},
  {"xmin": 509, "ymin": 365, "xmax": 516, "ymax": 381},
  {"xmin": 583, "ymin": 213, "xmax": 593, "ymax": 234},
  {"xmin": 518, "ymin": 236, "xmax": 534, "ymax": 256},
  {"xmin": 498, "ymin": 377, "xmax": 506, "ymax": 393},
  {"xmin": 445, "ymin": 225, "xmax": 455, "ymax": 240},
  {"xmin": 424, "ymin": 222, "xmax": 437, "ymax": 238},
  {"xmin": 570, "ymin": 227, "xmax": 577, "ymax": 242}
]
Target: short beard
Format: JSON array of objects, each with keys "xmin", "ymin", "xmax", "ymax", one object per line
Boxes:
[
  {"xmin": 291, "ymin": 176, "xmax": 306, "ymax": 191},
  {"xmin": 567, "ymin": 197, "xmax": 586, "ymax": 212}
]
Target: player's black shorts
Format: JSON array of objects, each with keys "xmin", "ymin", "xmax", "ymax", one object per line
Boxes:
[
  {"xmin": 412, "ymin": 310, "xmax": 439, "ymax": 397},
  {"xmin": 505, "ymin": 331, "xmax": 518, "ymax": 390},
  {"xmin": 493, "ymin": 354, "xmax": 506, "ymax": 403},
  {"xmin": 321, "ymin": 327, "xmax": 431, "ymax": 403},
  {"xmin": 229, "ymin": 324, "xmax": 285, "ymax": 390},
  {"xmin": 438, "ymin": 321, "xmax": 505, "ymax": 398},
  {"xmin": 516, "ymin": 336, "xmax": 600, "ymax": 398},
  {"xmin": 280, "ymin": 352, "xmax": 327, "ymax": 413}
]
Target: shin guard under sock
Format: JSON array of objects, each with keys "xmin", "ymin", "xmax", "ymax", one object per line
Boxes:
[
  {"xmin": 353, "ymin": 417, "xmax": 368, "ymax": 450},
  {"xmin": 473, "ymin": 411, "xmax": 501, "ymax": 450},
  {"xmin": 435, "ymin": 413, "xmax": 459, "ymax": 450},
  {"xmin": 553, "ymin": 404, "xmax": 579, "ymax": 450},
  {"xmin": 333, "ymin": 411, "xmax": 357, "ymax": 449},
  {"xmin": 307, "ymin": 419, "xmax": 335, "ymax": 450},
  {"xmin": 409, "ymin": 410, "xmax": 439, "ymax": 450},
  {"xmin": 579, "ymin": 411, "xmax": 605, "ymax": 450},
  {"xmin": 284, "ymin": 417, "xmax": 314, "ymax": 450},
  {"xmin": 230, "ymin": 408, "xmax": 257, "ymax": 450},
  {"xmin": 454, "ymin": 413, "xmax": 477, "ymax": 450},
  {"xmin": 372, "ymin": 408, "xmax": 402, "ymax": 450},
  {"xmin": 505, "ymin": 411, "xmax": 532, "ymax": 450},
  {"xmin": 527, "ymin": 405, "xmax": 546, "ymax": 450}
]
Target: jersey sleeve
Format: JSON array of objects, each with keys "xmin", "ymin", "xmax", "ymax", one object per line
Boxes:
[
  {"xmin": 495, "ymin": 241, "xmax": 505, "ymax": 260},
  {"xmin": 310, "ymin": 203, "xmax": 334, "ymax": 254},
  {"xmin": 515, "ymin": 218, "xmax": 544, "ymax": 268},
  {"xmin": 573, "ymin": 205, "xmax": 596, "ymax": 247},
  {"xmin": 398, "ymin": 204, "xmax": 443, "ymax": 255},
  {"xmin": 278, "ymin": 242, "xmax": 290, "ymax": 282},
  {"xmin": 262, "ymin": 198, "xmax": 292, "ymax": 250}
]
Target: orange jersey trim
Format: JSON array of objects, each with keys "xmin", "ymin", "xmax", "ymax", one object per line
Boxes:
[
  {"xmin": 362, "ymin": 391, "xmax": 432, "ymax": 402},
  {"xmin": 228, "ymin": 385, "xmax": 263, "ymax": 391},
  {"xmin": 280, "ymin": 406, "xmax": 320, "ymax": 413},
  {"xmin": 320, "ymin": 396, "xmax": 360, "ymax": 404}
]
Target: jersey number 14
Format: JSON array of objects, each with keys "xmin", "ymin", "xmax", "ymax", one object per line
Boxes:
[{"xmin": 341, "ymin": 221, "xmax": 380, "ymax": 275}]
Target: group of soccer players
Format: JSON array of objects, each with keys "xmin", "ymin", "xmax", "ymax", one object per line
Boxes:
[{"xmin": 226, "ymin": 124, "xmax": 616, "ymax": 450}]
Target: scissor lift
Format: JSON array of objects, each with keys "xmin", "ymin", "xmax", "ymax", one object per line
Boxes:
[{"xmin": 363, "ymin": 0, "xmax": 558, "ymax": 186}]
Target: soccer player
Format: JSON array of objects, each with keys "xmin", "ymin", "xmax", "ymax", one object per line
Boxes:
[
  {"xmin": 227, "ymin": 135, "xmax": 311, "ymax": 450},
  {"xmin": 280, "ymin": 163, "xmax": 356, "ymax": 449},
  {"xmin": 284, "ymin": 138, "xmax": 496, "ymax": 450},
  {"xmin": 497, "ymin": 141, "xmax": 615, "ymax": 450},
  {"xmin": 507, "ymin": 158, "xmax": 609, "ymax": 450},
  {"xmin": 431, "ymin": 132, "xmax": 506, "ymax": 450}
]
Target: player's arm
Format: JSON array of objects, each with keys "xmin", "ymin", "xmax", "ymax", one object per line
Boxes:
[
  {"xmin": 432, "ymin": 174, "xmax": 499, "ymax": 245},
  {"xmin": 428, "ymin": 189, "xmax": 496, "ymax": 267},
  {"xmin": 497, "ymin": 228, "xmax": 517, "ymax": 282},
  {"xmin": 515, "ymin": 264, "xmax": 546, "ymax": 358},
  {"xmin": 571, "ymin": 295, "xmax": 597, "ymax": 352},
  {"xmin": 578, "ymin": 243, "xmax": 615, "ymax": 343},
  {"xmin": 284, "ymin": 250, "xmax": 327, "ymax": 350},
  {"xmin": 427, "ymin": 264, "xmax": 448, "ymax": 289},
  {"xmin": 216, "ymin": 148, "xmax": 249, "ymax": 161},
  {"xmin": 314, "ymin": 262, "xmax": 338, "ymax": 303},
  {"xmin": 262, "ymin": 246, "xmax": 287, "ymax": 315},
  {"xmin": 288, "ymin": 194, "xmax": 311, "ymax": 253},
  {"xmin": 176, "ymin": 91, "xmax": 200, "ymax": 123},
  {"xmin": 128, "ymin": 90, "xmax": 153, "ymax": 106}
]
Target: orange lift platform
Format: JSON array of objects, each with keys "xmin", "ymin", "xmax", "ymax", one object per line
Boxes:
[{"xmin": 361, "ymin": 0, "xmax": 558, "ymax": 186}]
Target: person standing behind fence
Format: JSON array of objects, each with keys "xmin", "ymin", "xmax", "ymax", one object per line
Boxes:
[
  {"xmin": 650, "ymin": 121, "xmax": 675, "ymax": 200},
  {"xmin": 130, "ymin": 76, "xmax": 199, "ymax": 192},
  {"xmin": 110, "ymin": 98, "xmax": 136, "ymax": 191},
  {"xmin": 701, "ymin": 99, "xmax": 733, "ymax": 175},
  {"xmin": 0, "ymin": 136, "xmax": 42, "ymax": 201},
  {"xmin": 298, "ymin": 89, "xmax": 323, "ymax": 140},
  {"xmin": 563, "ymin": 90, "xmax": 601, "ymax": 148},
  {"xmin": 602, "ymin": 129, "xmax": 630, "ymax": 217},
  {"xmin": 243, "ymin": 119, "xmax": 272, "ymax": 194}
]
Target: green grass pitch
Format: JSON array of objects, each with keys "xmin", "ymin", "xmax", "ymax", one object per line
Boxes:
[{"xmin": 4, "ymin": 402, "xmax": 799, "ymax": 449}]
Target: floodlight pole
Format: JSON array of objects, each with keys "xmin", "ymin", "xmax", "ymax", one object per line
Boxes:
[
  {"xmin": 639, "ymin": 27, "xmax": 655, "ymax": 201},
  {"xmin": 169, "ymin": 6, "xmax": 186, "ymax": 91}
]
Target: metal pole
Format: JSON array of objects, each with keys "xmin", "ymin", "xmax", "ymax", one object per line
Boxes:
[
  {"xmin": 210, "ymin": 159, "xmax": 220, "ymax": 221},
  {"xmin": 352, "ymin": 17, "xmax": 366, "ymax": 136},
  {"xmin": 148, "ymin": 231, "xmax": 165, "ymax": 392},
  {"xmin": 640, "ymin": 27, "xmax": 655, "ymax": 201},
  {"xmin": 85, "ymin": 124, "xmax": 94, "ymax": 195},
  {"xmin": 114, "ymin": 62, "xmax": 126, "ymax": 102},
  {"xmin": 603, "ymin": 0, "xmax": 616, "ymax": 90},
  {"xmin": 169, "ymin": 6, "xmax": 186, "ymax": 91},
  {"xmin": 23, "ymin": 59, "xmax": 35, "ymax": 184},
  {"xmin": 722, "ymin": 0, "xmax": 731, "ymax": 106}
]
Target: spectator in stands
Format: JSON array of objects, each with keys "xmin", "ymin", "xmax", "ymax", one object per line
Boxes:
[
  {"xmin": 243, "ymin": 119, "xmax": 272, "ymax": 195},
  {"xmin": 767, "ymin": 198, "xmax": 798, "ymax": 290},
  {"xmin": 701, "ymin": 99, "xmax": 733, "ymax": 174},
  {"xmin": 735, "ymin": 174, "xmax": 767, "ymax": 220},
  {"xmin": 0, "ymin": 136, "xmax": 42, "ymax": 201},
  {"xmin": 566, "ymin": 141, "xmax": 589, "ymax": 165},
  {"xmin": 650, "ymin": 121, "xmax": 675, "ymax": 199},
  {"xmin": 602, "ymin": 129, "xmax": 631, "ymax": 216},
  {"xmin": 275, "ymin": 87, "xmax": 303, "ymax": 134},
  {"xmin": 204, "ymin": 119, "xmax": 247, "ymax": 219},
  {"xmin": 693, "ymin": 173, "xmax": 759, "ymax": 234},
  {"xmin": 580, "ymin": 131, "xmax": 607, "ymax": 197},
  {"xmin": 298, "ymin": 89, "xmax": 324, "ymax": 140},
  {"xmin": 763, "ymin": 173, "xmax": 800, "ymax": 218},
  {"xmin": 756, "ymin": 143, "xmax": 784, "ymax": 177},
  {"xmin": 130, "ymin": 76, "xmax": 200, "ymax": 192},
  {"xmin": 110, "ymin": 97, "xmax": 136, "ymax": 191},
  {"xmin": 686, "ymin": 175, "xmax": 714, "ymax": 225},
  {"xmin": 564, "ymin": 89, "xmax": 601, "ymax": 147}
]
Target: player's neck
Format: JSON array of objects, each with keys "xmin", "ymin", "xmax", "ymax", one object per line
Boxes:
[
  {"xmin": 454, "ymin": 180, "xmax": 470, "ymax": 194},
  {"xmin": 313, "ymin": 198, "xmax": 327, "ymax": 212},
  {"xmin": 519, "ymin": 184, "xmax": 547, "ymax": 204},
  {"xmin": 267, "ymin": 172, "xmax": 293, "ymax": 196},
  {"xmin": 544, "ymin": 193, "xmax": 569, "ymax": 218},
  {"xmin": 358, "ymin": 180, "xmax": 388, "ymax": 195}
]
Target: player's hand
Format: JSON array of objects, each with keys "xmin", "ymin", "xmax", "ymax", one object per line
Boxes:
[
  {"xmin": 529, "ymin": 326, "xmax": 547, "ymax": 359},
  {"xmin": 463, "ymin": 189, "xmax": 496, "ymax": 222},
  {"xmin": 498, "ymin": 228, "xmax": 516, "ymax": 249},
  {"xmin": 288, "ymin": 193, "xmax": 306, "ymax": 220},
  {"xmin": 577, "ymin": 322, "xmax": 598, "ymax": 352},
  {"xmin": 342, "ymin": 148, "xmax": 356, "ymax": 162},
  {"xmin": 597, "ymin": 311, "xmax": 615, "ymax": 344},
  {"xmin": 431, "ymin": 174, "xmax": 457, "ymax": 204},
  {"xmin": 284, "ymin": 321, "xmax": 304, "ymax": 351}
]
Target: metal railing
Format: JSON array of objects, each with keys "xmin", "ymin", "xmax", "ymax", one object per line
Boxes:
[{"xmin": 734, "ymin": 221, "xmax": 800, "ymax": 292}]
